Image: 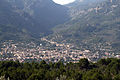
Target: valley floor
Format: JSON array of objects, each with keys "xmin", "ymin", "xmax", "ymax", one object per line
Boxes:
[{"xmin": 0, "ymin": 38, "xmax": 119, "ymax": 63}]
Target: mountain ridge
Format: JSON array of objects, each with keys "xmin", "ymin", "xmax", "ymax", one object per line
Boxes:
[
  {"xmin": 50, "ymin": 0, "xmax": 120, "ymax": 51},
  {"xmin": 0, "ymin": 0, "xmax": 69, "ymax": 41}
]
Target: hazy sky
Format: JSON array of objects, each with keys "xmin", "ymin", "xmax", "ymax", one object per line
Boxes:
[{"xmin": 53, "ymin": 0, "xmax": 75, "ymax": 5}]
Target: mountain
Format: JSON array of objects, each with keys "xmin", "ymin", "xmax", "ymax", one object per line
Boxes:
[
  {"xmin": 51, "ymin": 0, "xmax": 120, "ymax": 51},
  {"xmin": 6, "ymin": 0, "xmax": 69, "ymax": 29},
  {"xmin": 67, "ymin": 0, "xmax": 105, "ymax": 19},
  {"xmin": 0, "ymin": 0, "xmax": 69, "ymax": 41},
  {"xmin": 1, "ymin": 0, "xmax": 120, "ymax": 52}
]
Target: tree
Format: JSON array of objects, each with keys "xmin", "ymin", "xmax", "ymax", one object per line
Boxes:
[
  {"xmin": 79, "ymin": 58, "xmax": 90, "ymax": 69},
  {"xmin": 27, "ymin": 74, "xmax": 40, "ymax": 80},
  {"xmin": 82, "ymin": 69, "xmax": 103, "ymax": 80},
  {"xmin": 114, "ymin": 74, "xmax": 120, "ymax": 80},
  {"xmin": 0, "ymin": 75, "xmax": 10, "ymax": 80}
]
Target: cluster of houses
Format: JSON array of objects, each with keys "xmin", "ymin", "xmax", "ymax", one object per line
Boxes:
[{"xmin": 0, "ymin": 39, "xmax": 119, "ymax": 63}]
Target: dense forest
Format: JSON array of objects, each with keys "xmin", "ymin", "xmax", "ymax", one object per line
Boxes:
[{"xmin": 0, "ymin": 58, "xmax": 120, "ymax": 80}]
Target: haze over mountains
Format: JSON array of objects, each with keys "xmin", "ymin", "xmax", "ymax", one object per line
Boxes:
[{"xmin": 0, "ymin": 0, "xmax": 69, "ymax": 41}]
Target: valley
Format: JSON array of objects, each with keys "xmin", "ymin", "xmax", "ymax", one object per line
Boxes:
[
  {"xmin": 0, "ymin": 37, "xmax": 118, "ymax": 63},
  {"xmin": 0, "ymin": 0, "xmax": 120, "ymax": 79},
  {"xmin": 0, "ymin": 0, "xmax": 120, "ymax": 63}
]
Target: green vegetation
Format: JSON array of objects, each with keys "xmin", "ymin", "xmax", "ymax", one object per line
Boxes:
[
  {"xmin": 0, "ymin": 0, "xmax": 69, "ymax": 41},
  {"xmin": 0, "ymin": 58, "xmax": 120, "ymax": 80},
  {"xmin": 52, "ymin": 0, "xmax": 120, "ymax": 51}
]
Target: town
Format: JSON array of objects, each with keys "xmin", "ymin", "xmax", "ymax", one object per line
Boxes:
[{"xmin": 0, "ymin": 38, "xmax": 119, "ymax": 63}]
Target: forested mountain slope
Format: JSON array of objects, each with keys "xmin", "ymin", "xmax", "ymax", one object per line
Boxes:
[
  {"xmin": 0, "ymin": 0, "xmax": 69, "ymax": 41},
  {"xmin": 51, "ymin": 0, "xmax": 120, "ymax": 51}
]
